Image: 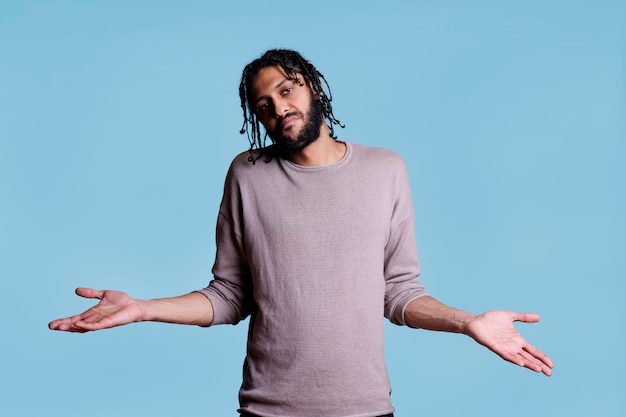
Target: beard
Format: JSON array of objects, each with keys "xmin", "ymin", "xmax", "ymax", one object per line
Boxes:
[{"xmin": 267, "ymin": 96, "xmax": 325, "ymax": 154}]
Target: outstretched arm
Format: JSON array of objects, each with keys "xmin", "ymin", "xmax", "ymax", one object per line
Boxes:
[
  {"xmin": 48, "ymin": 287, "xmax": 214, "ymax": 333},
  {"xmin": 404, "ymin": 296, "xmax": 554, "ymax": 376}
]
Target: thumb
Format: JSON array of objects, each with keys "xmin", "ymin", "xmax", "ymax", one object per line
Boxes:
[
  {"xmin": 514, "ymin": 312, "xmax": 541, "ymax": 324},
  {"xmin": 75, "ymin": 287, "xmax": 104, "ymax": 300}
]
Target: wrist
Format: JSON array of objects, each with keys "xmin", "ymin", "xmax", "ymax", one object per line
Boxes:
[
  {"xmin": 136, "ymin": 299, "xmax": 152, "ymax": 322},
  {"xmin": 458, "ymin": 312, "xmax": 480, "ymax": 335}
]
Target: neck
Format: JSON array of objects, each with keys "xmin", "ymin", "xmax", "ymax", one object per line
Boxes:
[{"xmin": 287, "ymin": 125, "xmax": 346, "ymax": 166}]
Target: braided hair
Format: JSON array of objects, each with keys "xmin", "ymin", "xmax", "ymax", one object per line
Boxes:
[{"xmin": 238, "ymin": 49, "xmax": 344, "ymax": 162}]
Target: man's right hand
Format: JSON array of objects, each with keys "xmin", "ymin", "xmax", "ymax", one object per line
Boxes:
[{"xmin": 48, "ymin": 288, "xmax": 144, "ymax": 333}]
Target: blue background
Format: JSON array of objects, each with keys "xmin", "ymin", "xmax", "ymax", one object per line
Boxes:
[{"xmin": 1, "ymin": 1, "xmax": 624, "ymax": 416}]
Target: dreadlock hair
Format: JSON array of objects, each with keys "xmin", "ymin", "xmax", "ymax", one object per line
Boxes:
[{"xmin": 238, "ymin": 49, "xmax": 345, "ymax": 163}]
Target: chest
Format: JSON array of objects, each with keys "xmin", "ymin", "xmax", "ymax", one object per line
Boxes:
[{"xmin": 241, "ymin": 169, "xmax": 394, "ymax": 250}]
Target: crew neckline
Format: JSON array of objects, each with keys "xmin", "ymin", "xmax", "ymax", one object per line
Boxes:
[{"xmin": 281, "ymin": 142, "xmax": 352, "ymax": 172}]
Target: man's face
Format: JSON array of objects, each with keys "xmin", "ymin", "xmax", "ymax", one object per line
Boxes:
[{"xmin": 250, "ymin": 65, "xmax": 324, "ymax": 153}]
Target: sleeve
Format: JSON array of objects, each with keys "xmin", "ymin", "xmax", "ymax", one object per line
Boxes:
[
  {"xmin": 196, "ymin": 161, "xmax": 254, "ymax": 325},
  {"xmin": 383, "ymin": 156, "xmax": 429, "ymax": 326}
]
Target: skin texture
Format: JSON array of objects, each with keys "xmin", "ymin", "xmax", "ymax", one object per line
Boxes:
[
  {"xmin": 48, "ymin": 64, "xmax": 554, "ymax": 377},
  {"xmin": 253, "ymin": 73, "xmax": 325, "ymax": 154},
  {"xmin": 404, "ymin": 296, "xmax": 553, "ymax": 376},
  {"xmin": 48, "ymin": 288, "xmax": 213, "ymax": 332},
  {"xmin": 250, "ymin": 65, "xmax": 346, "ymax": 166}
]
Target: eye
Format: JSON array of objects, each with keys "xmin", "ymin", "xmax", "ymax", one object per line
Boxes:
[
  {"xmin": 281, "ymin": 87, "xmax": 292, "ymax": 95},
  {"xmin": 258, "ymin": 101, "xmax": 270, "ymax": 111}
]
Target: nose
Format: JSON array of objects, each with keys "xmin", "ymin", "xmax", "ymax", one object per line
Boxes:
[{"xmin": 274, "ymin": 98, "xmax": 289, "ymax": 118}]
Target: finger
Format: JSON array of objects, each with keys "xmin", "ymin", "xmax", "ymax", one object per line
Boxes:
[
  {"xmin": 48, "ymin": 308, "xmax": 98, "ymax": 331},
  {"xmin": 48, "ymin": 319, "xmax": 65, "ymax": 330},
  {"xmin": 492, "ymin": 348, "xmax": 526, "ymax": 369},
  {"xmin": 48, "ymin": 318, "xmax": 89, "ymax": 333},
  {"xmin": 79, "ymin": 311, "xmax": 111, "ymax": 325},
  {"xmin": 75, "ymin": 287, "xmax": 104, "ymax": 300},
  {"xmin": 518, "ymin": 346, "xmax": 555, "ymax": 376},
  {"xmin": 518, "ymin": 349, "xmax": 544, "ymax": 373},
  {"xmin": 523, "ymin": 344, "xmax": 555, "ymax": 370},
  {"xmin": 525, "ymin": 354, "xmax": 553, "ymax": 377},
  {"xmin": 513, "ymin": 312, "xmax": 541, "ymax": 324},
  {"xmin": 74, "ymin": 316, "xmax": 116, "ymax": 331},
  {"xmin": 48, "ymin": 312, "xmax": 86, "ymax": 328},
  {"xmin": 493, "ymin": 345, "xmax": 548, "ymax": 375},
  {"xmin": 540, "ymin": 365, "xmax": 553, "ymax": 377}
]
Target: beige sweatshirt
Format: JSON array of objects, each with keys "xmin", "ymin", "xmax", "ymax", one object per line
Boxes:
[{"xmin": 199, "ymin": 142, "xmax": 428, "ymax": 417}]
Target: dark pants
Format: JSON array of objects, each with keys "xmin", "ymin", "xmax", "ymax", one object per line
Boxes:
[{"xmin": 240, "ymin": 413, "xmax": 393, "ymax": 417}]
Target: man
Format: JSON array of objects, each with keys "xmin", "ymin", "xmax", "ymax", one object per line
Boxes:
[{"xmin": 49, "ymin": 49, "xmax": 554, "ymax": 417}]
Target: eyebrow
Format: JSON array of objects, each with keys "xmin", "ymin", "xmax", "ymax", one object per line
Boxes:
[{"xmin": 254, "ymin": 78, "xmax": 291, "ymax": 107}]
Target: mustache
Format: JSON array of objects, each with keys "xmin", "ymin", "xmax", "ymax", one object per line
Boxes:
[{"xmin": 277, "ymin": 112, "xmax": 303, "ymax": 130}]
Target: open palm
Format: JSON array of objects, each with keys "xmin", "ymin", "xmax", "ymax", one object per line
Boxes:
[
  {"xmin": 465, "ymin": 310, "xmax": 553, "ymax": 376},
  {"xmin": 48, "ymin": 288, "xmax": 144, "ymax": 333}
]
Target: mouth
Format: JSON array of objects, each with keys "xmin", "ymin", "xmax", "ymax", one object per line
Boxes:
[{"xmin": 278, "ymin": 113, "xmax": 300, "ymax": 132}]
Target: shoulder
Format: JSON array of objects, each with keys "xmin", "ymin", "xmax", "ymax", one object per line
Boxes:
[
  {"xmin": 228, "ymin": 150, "xmax": 255, "ymax": 170},
  {"xmin": 225, "ymin": 147, "xmax": 281, "ymax": 182},
  {"xmin": 349, "ymin": 142, "xmax": 407, "ymax": 171}
]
